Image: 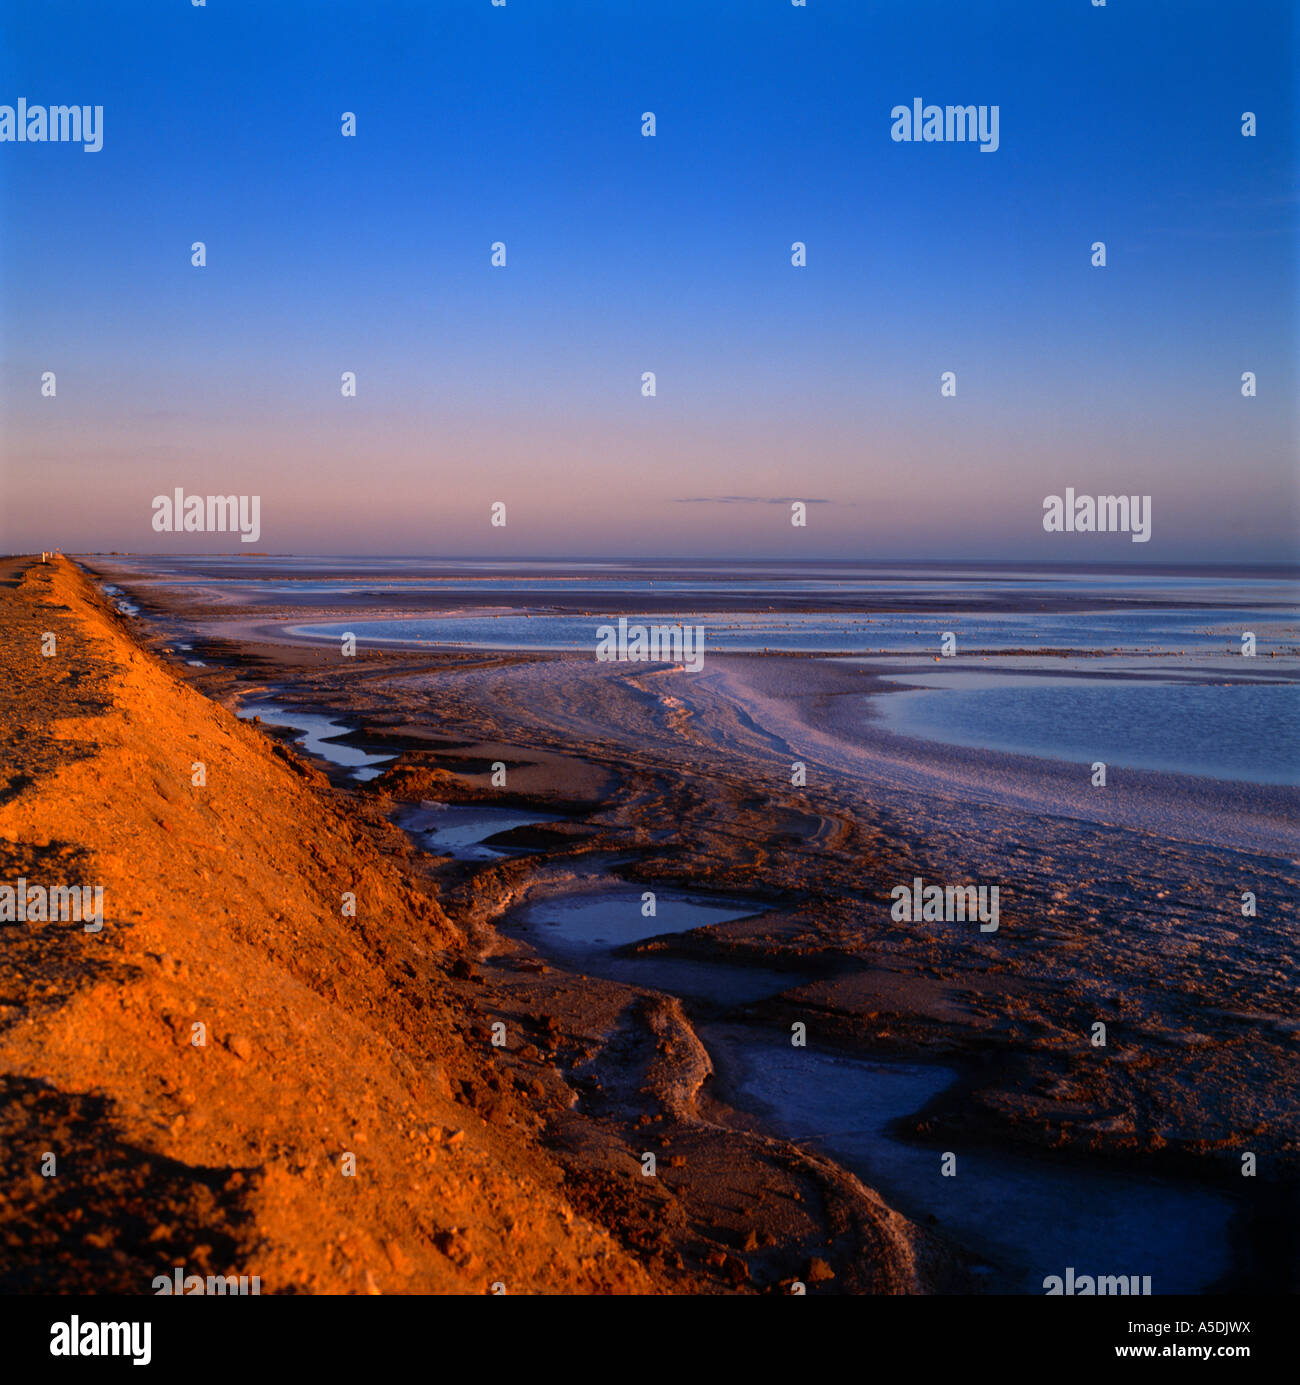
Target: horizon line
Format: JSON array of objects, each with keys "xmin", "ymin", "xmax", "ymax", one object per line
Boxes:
[{"xmin": 46, "ymin": 552, "xmax": 1300, "ymax": 574}]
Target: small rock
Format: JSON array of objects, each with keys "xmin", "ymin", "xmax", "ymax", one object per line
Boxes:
[
  {"xmin": 434, "ymin": 1228, "xmax": 473, "ymax": 1268},
  {"xmin": 723, "ymin": 1255, "xmax": 750, "ymax": 1285}
]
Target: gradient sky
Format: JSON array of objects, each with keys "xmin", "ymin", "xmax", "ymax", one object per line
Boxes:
[{"xmin": 1, "ymin": 0, "xmax": 1296, "ymax": 560}]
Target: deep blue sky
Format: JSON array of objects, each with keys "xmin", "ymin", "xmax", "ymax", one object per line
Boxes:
[{"xmin": 1, "ymin": 0, "xmax": 1296, "ymax": 559}]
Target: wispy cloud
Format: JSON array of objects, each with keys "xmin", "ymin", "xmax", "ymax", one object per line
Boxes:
[{"xmin": 674, "ymin": 496, "xmax": 833, "ymax": 506}]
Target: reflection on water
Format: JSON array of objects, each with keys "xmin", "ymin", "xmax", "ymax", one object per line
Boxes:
[
  {"xmin": 710, "ymin": 1037, "xmax": 1237, "ymax": 1294},
  {"xmin": 293, "ymin": 606, "xmax": 1297, "ymax": 656},
  {"xmin": 510, "ymin": 888, "xmax": 796, "ymax": 1004},
  {"xmin": 508, "ymin": 887, "xmax": 1241, "ymax": 1293},
  {"xmin": 872, "ymin": 670, "xmax": 1300, "ymax": 785},
  {"xmin": 236, "ymin": 702, "xmax": 395, "ymax": 781},
  {"xmin": 395, "ymin": 801, "xmax": 561, "ymax": 861},
  {"xmin": 513, "ymin": 887, "xmax": 761, "ymax": 952}
]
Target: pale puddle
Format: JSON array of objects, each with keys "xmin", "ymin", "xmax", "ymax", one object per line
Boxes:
[
  {"xmin": 510, "ymin": 888, "xmax": 800, "ymax": 1005},
  {"xmin": 396, "ymin": 801, "xmax": 562, "ymax": 861},
  {"xmin": 237, "ymin": 702, "xmax": 396, "ymax": 782},
  {"xmin": 100, "ymin": 583, "xmax": 140, "ymax": 616},
  {"xmin": 510, "ymin": 887, "xmax": 1238, "ymax": 1293}
]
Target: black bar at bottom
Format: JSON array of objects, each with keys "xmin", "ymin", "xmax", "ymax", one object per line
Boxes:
[{"xmin": 1, "ymin": 1292, "xmax": 1284, "ymax": 1373}]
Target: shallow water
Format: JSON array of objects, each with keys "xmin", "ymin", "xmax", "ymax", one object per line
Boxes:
[
  {"xmin": 100, "ymin": 555, "xmax": 1300, "ymax": 610},
  {"xmin": 236, "ymin": 701, "xmax": 395, "ymax": 781},
  {"xmin": 508, "ymin": 887, "xmax": 799, "ymax": 1004},
  {"xmin": 293, "ymin": 605, "xmax": 1297, "ymax": 657},
  {"xmin": 99, "ymin": 582, "xmax": 141, "ymax": 615},
  {"xmin": 512, "ymin": 887, "xmax": 762, "ymax": 953},
  {"xmin": 508, "ymin": 885, "xmax": 1240, "ymax": 1294},
  {"xmin": 872, "ymin": 670, "xmax": 1300, "ymax": 785},
  {"xmin": 711, "ymin": 1038, "xmax": 1238, "ymax": 1294},
  {"xmin": 396, "ymin": 801, "xmax": 561, "ymax": 861}
]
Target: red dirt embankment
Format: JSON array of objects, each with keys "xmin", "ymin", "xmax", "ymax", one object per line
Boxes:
[{"xmin": 0, "ymin": 555, "xmax": 653, "ymax": 1293}]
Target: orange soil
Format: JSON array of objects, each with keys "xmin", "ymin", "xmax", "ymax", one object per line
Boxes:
[{"xmin": 0, "ymin": 556, "xmax": 655, "ymax": 1293}]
